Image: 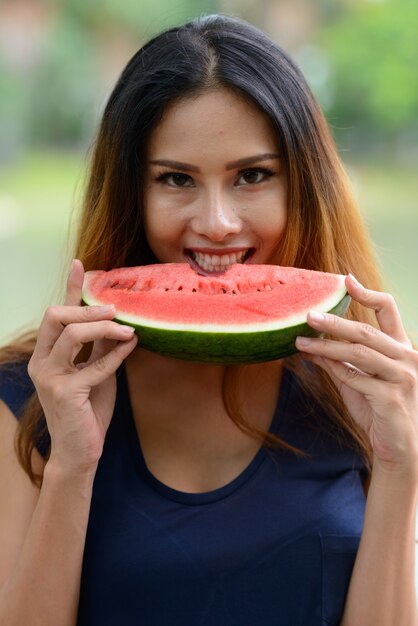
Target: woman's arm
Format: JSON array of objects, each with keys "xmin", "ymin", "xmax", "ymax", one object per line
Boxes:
[
  {"xmin": 341, "ymin": 462, "xmax": 418, "ymax": 625},
  {"xmin": 296, "ymin": 274, "xmax": 418, "ymax": 625},
  {"xmin": 0, "ymin": 260, "xmax": 138, "ymax": 625},
  {"xmin": 0, "ymin": 415, "xmax": 96, "ymax": 626}
]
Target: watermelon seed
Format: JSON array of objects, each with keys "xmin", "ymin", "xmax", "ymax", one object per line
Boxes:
[
  {"xmin": 142, "ymin": 279, "xmax": 153, "ymax": 291},
  {"xmin": 192, "ymin": 288, "xmax": 197, "ymax": 292},
  {"xmin": 177, "ymin": 286, "xmax": 183, "ymax": 291},
  {"xmin": 232, "ymin": 290, "xmax": 237, "ymax": 294},
  {"xmin": 110, "ymin": 279, "xmax": 136, "ymax": 290},
  {"xmin": 221, "ymin": 288, "xmax": 227, "ymax": 293}
]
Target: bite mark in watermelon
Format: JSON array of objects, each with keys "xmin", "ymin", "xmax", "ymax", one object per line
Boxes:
[{"xmin": 81, "ymin": 263, "xmax": 350, "ymax": 364}]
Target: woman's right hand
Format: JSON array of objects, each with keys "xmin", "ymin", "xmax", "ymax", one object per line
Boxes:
[{"xmin": 28, "ymin": 259, "xmax": 138, "ymax": 476}]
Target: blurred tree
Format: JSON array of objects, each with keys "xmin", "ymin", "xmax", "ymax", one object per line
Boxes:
[
  {"xmin": 318, "ymin": 0, "xmax": 418, "ymax": 152},
  {"xmin": 47, "ymin": 0, "xmax": 209, "ymax": 35},
  {"xmin": 1, "ymin": 0, "xmax": 219, "ymax": 153},
  {"xmin": 2, "ymin": 0, "xmax": 416, "ymax": 158},
  {"xmin": 28, "ymin": 16, "xmax": 99, "ymax": 147},
  {"xmin": 0, "ymin": 62, "xmax": 29, "ymax": 162}
]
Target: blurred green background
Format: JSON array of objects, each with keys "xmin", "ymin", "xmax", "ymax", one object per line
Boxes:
[{"xmin": 1, "ymin": 0, "xmax": 417, "ymax": 343}]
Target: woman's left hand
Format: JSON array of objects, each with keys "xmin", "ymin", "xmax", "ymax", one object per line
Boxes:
[{"xmin": 295, "ymin": 274, "xmax": 418, "ymax": 476}]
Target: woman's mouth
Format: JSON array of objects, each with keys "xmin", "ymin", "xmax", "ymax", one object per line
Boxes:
[{"xmin": 186, "ymin": 248, "xmax": 254, "ymax": 275}]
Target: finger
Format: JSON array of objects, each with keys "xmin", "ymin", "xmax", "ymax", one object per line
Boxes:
[
  {"xmin": 73, "ymin": 334, "xmax": 138, "ymax": 387},
  {"xmin": 32, "ymin": 304, "xmax": 116, "ymax": 362},
  {"xmin": 346, "ymin": 274, "xmax": 410, "ymax": 345},
  {"xmin": 64, "ymin": 259, "xmax": 84, "ymax": 307},
  {"xmin": 307, "ymin": 354, "xmax": 388, "ymax": 398},
  {"xmin": 296, "ymin": 335, "xmax": 396, "ymax": 381},
  {"xmin": 305, "ymin": 310, "xmax": 406, "ymax": 360},
  {"xmin": 302, "ymin": 354, "xmax": 349, "ymax": 391},
  {"xmin": 49, "ymin": 320, "xmax": 136, "ymax": 369}
]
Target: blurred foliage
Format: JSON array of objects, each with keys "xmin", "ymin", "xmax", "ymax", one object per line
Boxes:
[
  {"xmin": 28, "ymin": 17, "xmax": 99, "ymax": 146},
  {"xmin": 0, "ymin": 0, "xmax": 417, "ymax": 160},
  {"xmin": 0, "ymin": 0, "xmax": 212, "ymax": 159},
  {"xmin": 319, "ymin": 0, "xmax": 418, "ymax": 149},
  {"xmin": 45, "ymin": 0, "xmax": 209, "ymax": 34}
]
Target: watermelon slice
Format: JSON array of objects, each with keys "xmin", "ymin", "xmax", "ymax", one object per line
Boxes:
[{"xmin": 82, "ymin": 263, "xmax": 350, "ymax": 364}]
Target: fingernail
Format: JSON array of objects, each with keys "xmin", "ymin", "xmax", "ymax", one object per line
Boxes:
[
  {"xmin": 308, "ymin": 310, "xmax": 325, "ymax": 323},
  {"xmin": 121, "ymin": 325, "xmax": 135, "ymax": 334},
  {"xmin": 296, "ymin": 336, "xmax": 311, "ymax": 347},
  {"xmin": 349, "ymin": 273, "xmax": 361, "ymax": 287},
  {"xmin": 98, "ymin": 305, "xmax": 115, "ymax": 313}
]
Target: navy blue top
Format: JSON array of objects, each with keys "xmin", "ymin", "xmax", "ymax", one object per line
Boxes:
[{"xmin": 1, "ymin": 361, "xmax": 366, "ymax": 626}]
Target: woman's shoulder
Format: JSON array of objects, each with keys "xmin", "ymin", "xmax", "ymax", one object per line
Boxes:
[{"xmin": 0, "ymin": 359, "xmax": 35, "ymax": 419}]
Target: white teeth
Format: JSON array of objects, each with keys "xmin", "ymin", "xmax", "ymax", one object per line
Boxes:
[{"xmin": 191, "ymin": 250, "xmax": 249, "ymax": 272}]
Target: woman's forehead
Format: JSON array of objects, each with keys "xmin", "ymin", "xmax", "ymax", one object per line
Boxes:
[{"xmin": 146, "ymin": 88, "xmax": 278, "ymax": 157}]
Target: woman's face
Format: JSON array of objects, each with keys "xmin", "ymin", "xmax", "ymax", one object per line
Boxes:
[{"xmin": 143, "ymin": 88, "xmax": 287, "ymax": 274}]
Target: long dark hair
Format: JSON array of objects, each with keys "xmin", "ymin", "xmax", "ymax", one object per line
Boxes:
[{"xmin": 4, "ymin": 14, "xmax": 380, "ymax": 483}]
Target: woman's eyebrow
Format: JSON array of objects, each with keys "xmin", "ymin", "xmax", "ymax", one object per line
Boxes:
[
  {"xmin": 225, "ymin": 153, "xmax": 280, "ymax": 170},
  {"xmin": 149, "ymin": 159, "xmax": 199, "ymax": 172},
  {"xmin": 148, "ymin": 153, "xmax": 280, "ymax": 173}
]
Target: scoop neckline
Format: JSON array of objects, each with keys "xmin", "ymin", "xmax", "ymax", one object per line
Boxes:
[{"xmin": 119, "ymin": 363, "xmax": 291, "ymax": 506}]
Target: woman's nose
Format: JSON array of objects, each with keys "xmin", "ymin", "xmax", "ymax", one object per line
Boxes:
[{"xmin": 191, "ymin": 192, "xmax": 242, "ymax": 241}]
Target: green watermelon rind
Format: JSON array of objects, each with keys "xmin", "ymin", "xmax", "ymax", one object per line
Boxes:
[{"xmin": 82, "ymin": 290, "xmax": 351, "ymax": 365}]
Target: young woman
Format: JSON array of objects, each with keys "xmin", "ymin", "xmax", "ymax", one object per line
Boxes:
[{"xmin": 0, "ymin": 14, "xmax": 417, "ymax": 626}]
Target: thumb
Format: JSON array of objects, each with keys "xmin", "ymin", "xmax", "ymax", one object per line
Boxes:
[{"xmin": 65, "ymin": 259, "xmax": 85, "ymax": 306}]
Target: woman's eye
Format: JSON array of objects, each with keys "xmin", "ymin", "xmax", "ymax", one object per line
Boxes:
[
  {"xmin": 156, "ymin": 172, "xmax": 194, "ymax": 187},
  {"xmin": 236, "ymin": 168, "xmax": 275, "ymax": 186}
]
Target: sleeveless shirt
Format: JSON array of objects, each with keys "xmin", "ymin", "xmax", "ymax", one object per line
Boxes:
[{"xmin": 0, "ymin": 361, "xmax": 366, "ymax": 626}]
